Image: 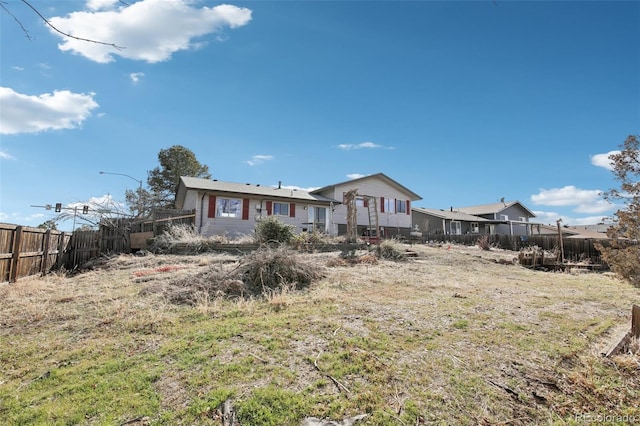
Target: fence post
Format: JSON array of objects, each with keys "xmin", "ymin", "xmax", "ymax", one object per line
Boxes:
[
  {"xmin": 40, "ymin": 229, "xmax": 51, "ymax": 276},
  {"xmin": 632, "ymin": 305, "xmax": 640, "ymax": 339},
  {"xmin": 9, "ymin": 226, "xmax": 22, "ymax": 283},
  {"xmin": 56, "ymin": 232, "xmax": 67, "ymax": 269}
]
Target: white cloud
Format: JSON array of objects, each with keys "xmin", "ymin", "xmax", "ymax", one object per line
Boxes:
[
  {"xmin": 530, "ymin": 185, "xmax": 614, "ymax": 215},
  {"xmin": 347, "ymin": 173, "xmax": 365, "ymax": 179},
  {"xmin": 12, "ymin": 66, "xmax": 24, "ymax": 71},
  {"xmin": 531, "ymin": 185, "xmax": 601, "ymax": 206},
  {"xmin": 532, "ymin": 210, "xmax": 612, "ymax": 226},
  {"xmin": 86, "ymin": 0, "xmax": 120, "ymax": 11},
  {"xmin": 246, "ymin": 154, "xmax": 273, "ymax": 166},
  {"xmin": 338, "ymin": 141, "xmax": 394, "ymax": 150},
  {"xmin": 129, "ymin": 72, "xmax": 144, "ymax": 84},
  {"xmin": 590, "ymin": 150, "xmax": 620, "ymax": 171},
  {"xmin": 0, "ymin": 87, "xmax": 99, "ymax": 135},
  {"xmin": 0, "ymin": 151, "xmax": 16, "ymax": 160},
  {"xmin": 48, "ymin": 0, "xmax": 252, "ymax": 63}
]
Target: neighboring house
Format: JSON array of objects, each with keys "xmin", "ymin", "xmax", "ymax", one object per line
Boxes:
[
  {"xmin": 175, "ymin": 177, "xmax": 340, "ymax": 238},
  {"xmin": 455, "ymin": 201, "xmax": 537, "ymax": 236},
  {"xmin": 310, "ymin": 173, "xmax": 422, "ymax": 238},
  {"xmin": 412, "ymin": 207, "xmax": 491, "ymax": 236}
]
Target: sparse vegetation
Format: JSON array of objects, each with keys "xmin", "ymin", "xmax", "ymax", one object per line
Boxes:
[
  {"xmin": 476, "ymin": 234, "xmax": 492, "ymax": 251},
  {"xmin": 374, "ymin": 239, "xmax": 407, "ymax": 261},
  {"xmin": 1, "ymin": 242, "xmax": 639, "ymax": 425}
]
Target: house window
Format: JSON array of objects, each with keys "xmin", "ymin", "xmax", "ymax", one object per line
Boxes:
[
  {"xmin": 470, "ymin": 222, "xmax": 479, "ymax": 233},
  {"xmin": 309, "ymin": 207, "xmax": 327, "ymax": 232},
  {"xmin": 396, "ymin": 199, "xmax": 407, "ymax": 214},
  {"xmin": 273, "ymin": 202, "xmax": 290, "ymax": 216},
  {"xmin": 384, "ymin": 198, "xmax": 395, "ymax": 213},
  {"xmin": 519, "ymin": 216, "xmax": 527, "ymax": 222},
  {"xmin": 216, "ymin": 197, "xmax": 242, "ymax": 218},
  {"xmin": 500, "ymin": 214, "xmax": 509, "ymax": 221},
  {"xmin": 451, "ymin": 221, "xmax": 462, "ymax": 235}
]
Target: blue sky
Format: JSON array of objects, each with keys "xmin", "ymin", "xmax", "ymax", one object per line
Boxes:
[{"xmin": 1, "ymin": 0, "xmax": 639, "ymax": 231}]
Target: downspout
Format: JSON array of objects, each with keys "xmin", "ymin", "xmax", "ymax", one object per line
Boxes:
[{"xmin": 199, "ymin": 192, "xmax": 206, "ymax": 234}]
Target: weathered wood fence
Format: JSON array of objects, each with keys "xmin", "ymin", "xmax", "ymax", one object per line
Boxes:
[
  {"xmin": 426, "ymin": 234, "xmax": 609, "ymax": 264},
  {"xmin": 0, "ymin": 224, "xmax": 100, "ymax": 283}
]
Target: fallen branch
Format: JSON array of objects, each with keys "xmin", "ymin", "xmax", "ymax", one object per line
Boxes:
[{"xmin": 312, "ymin": 351, "xmax": 350, "ymax": 394}]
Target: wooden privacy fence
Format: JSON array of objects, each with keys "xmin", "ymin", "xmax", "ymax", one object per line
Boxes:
[
  {"xmin": 0, "ymin": 224, "xmax": 100, "ymax": 283},
  {"xmin": 426, "ymin": 234, "xmax": 608, "ymax": 264}
]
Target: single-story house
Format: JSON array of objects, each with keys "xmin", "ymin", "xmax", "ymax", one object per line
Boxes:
[
  {"xmin": 310, "ymin": 173, "xmax": 422, "ymax": 238},
  {"xmin": 175, "ymin": 177, "xmax": 340, "ymax": 238},
  {"xmin": 175, "ymin": 173, "xmax": 422, "ymax": 240},
  {"xmin": 455, "ymin": 201, "xmax": 537, "ymax": 236},
  {"xmin": 412, "ymin": 207, "xmax": 491, "ymax": 236}
]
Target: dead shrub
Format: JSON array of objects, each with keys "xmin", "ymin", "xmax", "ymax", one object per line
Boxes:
[
  {"xmin": 375, "ymin": 239, "xmax": 407, "ymax": 261},
  {"xmin": 476, "ymin": 235, "xmax": 492, "ymax": 251},
  {"xmin": 239, "ymin": 246, "xmax": 325, "ymax": 294},
  {"xmin": 158, "ymin": 246, "xmax": 325, "ymax": 304}
]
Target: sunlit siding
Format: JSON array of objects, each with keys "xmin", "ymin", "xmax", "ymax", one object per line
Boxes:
[{"xmin": 324, "ymin": 177, "xmax": 414, "ymax": 235}]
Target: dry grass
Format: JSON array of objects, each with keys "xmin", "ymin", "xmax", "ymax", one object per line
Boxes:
[{"xmin": 1, "ymin": 243, "xmax": 639, "ymax": 425}]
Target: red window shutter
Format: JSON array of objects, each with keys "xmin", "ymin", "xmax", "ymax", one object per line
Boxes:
[
  {"xmin": 406, "ymin": 200, "xmax": 410, "ymax": 215},
  {"xmin": 290, "ymin": 203, "xmax": 295, "ymax": 217},
  {"xmin": 266, "ymin": 201, "xmax": 273, "ymax": 215},
  {"xmin": 342, "ymin": 192, "xmax": 346, "ymax": 203},
  {"xmin": 380, "ymin": 197, "xmax": 385, "ymax": 213},
  {"xmin": 208, "ymin": 195, "xmax": 216, "ymax": 218},
  {"xmin": 242, "ymin": 198, "xmax": 250, "ymax": 220},
  {"xmin": 363, "ymin": 198, "xmax": 369, "ymax": 208}
]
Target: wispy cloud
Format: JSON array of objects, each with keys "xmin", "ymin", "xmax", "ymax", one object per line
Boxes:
[
  {"xmin": 337, "ymin": 141, "xmax": 394, "ymax": 150},
  {"xmin": 11, "ymin": 66, "xmax": 24, "ymax": 71},
  {"xmin": 590, "ymin": 150, "xmax": 620, "ymax": 171},
  {"xmin": 129, "ymin": 72, "xmax": 145, "ymax": 84},
  {"xmin": 347, "ymin": 173, "xmax": 366, "ymax": 179},
  {"xmin": 0, "ymin": 86, "xmax": 99, "ymax": 135},
  {"xmin": 0, "ymin": 151, "xmax": 16, "ymax": 160},
  {"xmin": 48, "ymin": 0, "xmax": 253, "ymax": 63},
  {"xmin": 246, "ymin": 154, "xmax": 273, "ymax": 166}
]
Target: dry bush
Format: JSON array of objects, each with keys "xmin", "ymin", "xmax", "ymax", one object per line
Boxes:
[
  {"xmin": 239, "ymin": 246, "xmax": 325, "ymax": 294},
  {"xmin": 476, "ymin": 235, "xmax": 492, "ymax": 251},
  {"xmin": 158, "ymin": 246, "xmax": 325, "ymax": 304},
  {"xmin": 148, "ymin": 223, "xmax": 207, "ymax": 254},
  {"xmin": 375, "ymin": 239, "xmax": 407, "ymax": 261},
  {"xmin": 596, "ymin": 241, "xmax": 640, "ymax": 287}
]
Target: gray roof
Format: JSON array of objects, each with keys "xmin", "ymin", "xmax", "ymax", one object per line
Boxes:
[
  {"xmin": 456, "ymin": 200, "xmax": 536, "ymax": 217},
  {"xmin": 413, "ymin": 207, "xmax": 490, "ymax": 222},
  {"xmin": 311, "ymin": 173, "xmax": 422, "ymax": 201},
  {"xmin": 177, "ymin": 176, "xmax": 339, "ymax": 204}
]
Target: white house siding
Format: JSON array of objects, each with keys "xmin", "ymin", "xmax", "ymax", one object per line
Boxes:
[
  {"xmin": 326, "ymin": 178, "xmax": 413, "ymax": 237},
  {"xmin": 183, "ymin": 190, "xmax": 334, "ymax": 238}
]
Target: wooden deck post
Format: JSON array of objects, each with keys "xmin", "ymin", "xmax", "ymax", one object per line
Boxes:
[{"xmin": 632, "ymin": 305, "xmax": 640, "ymax": 339}]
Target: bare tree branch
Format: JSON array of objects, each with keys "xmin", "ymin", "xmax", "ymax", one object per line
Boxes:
[
  {"xmin": 19, "ymin": 0, "xmax": 125, "ymax": 50},
  {"xmin": 0, "ymin": 1, "xmax": 32, "ymax": 40}
]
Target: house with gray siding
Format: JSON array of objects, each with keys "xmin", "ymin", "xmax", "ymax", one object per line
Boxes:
[
  {"xmin": 456, "ymin": 201, "xmax": 536, "ymax": 236},
  {"xmin": 412, "ymin": 207, "xmax": 491, "ymax": 236}
]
